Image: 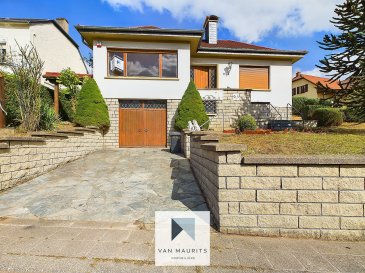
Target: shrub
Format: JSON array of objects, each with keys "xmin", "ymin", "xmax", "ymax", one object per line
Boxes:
[
  {"xmin": 3, "ymin": 73, "xmax": 21, "ymax": 126},
  {"xmin": 237, "ymin": 114, "xmax": 257, "ymax": 131},
  {"xmin": 174, "ymin": 81, "xmax": 209, "ymax": 130},
  {"xmin": 39, "ymin": 102, "xmax": 58, "ymax": 130},
  {"xmin": 292, "ymin": 97, "xmax": 319, "ymax": 116},
  {"xmin": 305, "ymin": 105, "xmax": 325, "ymax": 120},
  {"xmin": 2, "ymin": 43, "xmax": 44, "ymax": 131},
  {"xmin": 311, "ymin": 108, "xmax": 344, "ymax": 127},
  {"xmin": 74, "ymin": 77, "xmax": 110, "ymax": 130},
  {"xmin": 59, "ymin": 92, "xmax": 74, "ymax": 122}
]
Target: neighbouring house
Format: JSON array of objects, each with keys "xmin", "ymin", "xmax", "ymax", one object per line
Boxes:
[
  {"xmin": 292, "ymin": 72, "xmax": 341, "ymax": 100},
  {"xmin": 0, "ymin": 17, "xmax": 87, "ymax": 88},
  {"xmin": 76, "ymin": 15, "xmax": 306, "ymax": 148}
]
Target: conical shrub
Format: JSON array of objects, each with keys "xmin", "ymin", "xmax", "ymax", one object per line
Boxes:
[
  {"xmin": 74, "ymin": 77, "xmax": 110, "ymax": 130},
  {"xmin": 174, "ymin": 81, "xmax": 209, "ymax": 130}
]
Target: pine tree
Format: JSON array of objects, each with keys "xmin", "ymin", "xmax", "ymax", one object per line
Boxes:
[
  {"xmin": 174, "ymin": 81, "xmax": 209, "ymax": 130},
  {"xmin": 317, "ymin": 0, "xmax": 365, "ymax": 120}
]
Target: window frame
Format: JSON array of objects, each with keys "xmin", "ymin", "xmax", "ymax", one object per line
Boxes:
[
  {"xmin": 190, "ymin": 65, "xmax": 217, "ymax": 89},
  {"xmin": 203, "ymin": 99, "xmax": 217, "ymax": 115},
  {"xmin": 107, "ymin": 48, "xmax": 178, "ymax": 79},
  {"xmin": 239, "ymin": 65, "xmax": 270, "ymax": 91}
]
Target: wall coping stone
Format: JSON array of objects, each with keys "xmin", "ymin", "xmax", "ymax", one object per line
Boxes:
[
  {"xmin": 200, "ymin": 135, "xmax": 221, "ymax": 141},
  {"xmin": 242, "ymin": 154, "xmax": 365, "ymax": 165},
  {"xmin": 74, "ymin": 127, "xmax": 97, "ymax": 133},
  {"xmin": 0, "ymin": 143, "xmax": 9, "ymax": 149},
  {"xmin": 86, "ymin": 126, "xmax": 99, "ymax": 130},
  {"xmin": 0, "ymin": 136, "xmax": 46, "ymax": 142},
  {"xmin": 31, "ymin": 132, "xmax": 69, "ymax": 139},
  {"xmin": 189, "ymin": 131, "xmax": 218, "ymax": 136},
  {"xmin": 201, "ymin": 143, "xmax": 246, "ymax": 152},
  {"xmin": 56, "ymin": 130, "xmax": 84, "ymax": 136}
]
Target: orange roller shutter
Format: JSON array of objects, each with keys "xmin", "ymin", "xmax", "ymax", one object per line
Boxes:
[{"xmin": 239, "ymin": 66, "xmax": 269, "ymax": 90}]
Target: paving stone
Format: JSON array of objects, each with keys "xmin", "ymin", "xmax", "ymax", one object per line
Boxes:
[
  {"xmin": 236, "ymin": 248, "xmax": 273, "ymax": 269},
  {"xmin": 292, "ymin": 252, "xmax": 339, "ymax": 272},
  {"xmin": 100, "ymin": 230, "xmax": 131, "ymax": 243},
  {"xmin": 323, "ymin": 254, "xmax": 365, "ymax": 272},
  {"xmin": 74, "ymin": 229, "xmax": 107, "ymax": 241},
  {"xmin": 263, "ymin": 251, "xmax": 305, "ymax": 271},
  {"xmin": 211, "ymin": 248, "xmax": 240, "ymax": 267}
]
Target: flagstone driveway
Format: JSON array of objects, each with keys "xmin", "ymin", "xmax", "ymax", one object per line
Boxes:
[{"xmin": 0, "ymin": 149, "xmax": 208, "ymax": 224}]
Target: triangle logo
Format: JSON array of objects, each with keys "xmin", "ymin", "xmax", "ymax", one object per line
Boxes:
[{"xmin": 171, "ymin": 218, "xmax": 195, "ymax": 241}]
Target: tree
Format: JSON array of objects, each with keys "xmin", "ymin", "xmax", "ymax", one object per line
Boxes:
[
  {"xmin": 317, "ymin": 0, "xmax": 365, "ymax": 120},
  {"xmin": 74, "ymin": 77, "xmax": 110, "ymax": 130},
  {"xmin": 57, "ymin": 68, "xmax": 80, "ymax": 116},
  {"xmin": 174, "ymin": 81, "xmax": 209, "ymax": 130},
  {"xmin": 1, "ymin": 42, "xmax": 44, "ymax": 131}
]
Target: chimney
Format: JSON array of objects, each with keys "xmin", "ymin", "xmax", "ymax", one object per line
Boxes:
[
  {"xmin": 204, "ymin": 15, "xmax": 219, "ymax": 44},
  {"xmin": 296, "ymin": 71, "xmax": 301, "ymax": 78},
  {"xmin": 56, "ymin": 18, "xmax": 69, "ymax": 33}
]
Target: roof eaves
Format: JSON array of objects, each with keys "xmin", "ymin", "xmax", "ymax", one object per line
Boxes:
[
  {"xmin": 197, "ymin": 47, "xmax": 308, "ymax": 56},
  {"xmin": 75, "ymin": 25, "xmax": 204, "ymax": 37}
]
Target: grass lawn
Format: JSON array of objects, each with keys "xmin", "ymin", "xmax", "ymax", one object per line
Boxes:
[{"xmin": 221, "ymin": 131, "xmax": 365, "ymax": 155}]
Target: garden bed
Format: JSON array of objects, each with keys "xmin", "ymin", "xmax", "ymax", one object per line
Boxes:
[{"xmin": 221, "ymin": 131, "xmax": 365, "ymax": 155}]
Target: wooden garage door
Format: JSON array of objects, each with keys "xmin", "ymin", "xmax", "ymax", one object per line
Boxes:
[{"xmin": 119, "ymin": 100, "xmax": 167, "ymax": 147}]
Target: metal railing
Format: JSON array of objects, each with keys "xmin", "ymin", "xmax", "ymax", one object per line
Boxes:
[{"xmin": 269, "ymin": 103, "xmax": 282, "ymax": 120}]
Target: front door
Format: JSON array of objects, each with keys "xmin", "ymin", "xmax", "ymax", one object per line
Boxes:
[{"xmin": 119, "ymin": 100, "xmax": 167, "ymax": 147}]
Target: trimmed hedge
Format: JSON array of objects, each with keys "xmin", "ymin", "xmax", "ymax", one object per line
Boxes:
[
  {"xmin": 237, "ymin": 114, "xmax": 257, "ymax": 131},
  {"xmin": 74, "ymin": 78, "xmax": 110, "ymax": 130},
  {"xmin": 311, "ymin": 108, "xmax": 343, "ymax": 127},
  {"xmin": 174, "ymin": 81, "xmax": 209, "ymax": 130},
  {"xmin": 292, "ymin": 96, "xmax": 333, "ymax": 119}
]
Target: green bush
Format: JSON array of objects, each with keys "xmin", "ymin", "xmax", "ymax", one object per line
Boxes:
[
  {"xmin": 293, "ymin": 97, "xmax": 334, "ymax": 119},
  {"xmin": 3, "ymin": 74, "xmax": 21, "ymax": 126},
  {"xmin": 59, "ymin": 92, "xmax": 74, "ymax": 122},
  {"xmin": 39, "ymin": 102, "xmax": 58, "ymax": 130},
  {"xmin": 292, "ymin": 97, "xmax": 320, "ymax": 116},
  {"xmin": 74, "ymin": 77, "xmax": 110, "ymax": 130},
  {"xmin": 174, "ymin": 81, "xmax": 209, "ymax": 130},
  {"xmin": 311, "ymin": 108, "xmax": 344, "ymax": 127},
  {"xmin": 237, "ymin": 114, "xmax": 257, "ymax": 131},
  {"xmin": 305, "ymin": 105, "xmax": 325, "ymax": 120}
]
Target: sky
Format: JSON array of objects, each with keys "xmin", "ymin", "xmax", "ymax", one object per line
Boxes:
[{"xmin": 1, "ymin": 0, "xmax": 343, "ymax": 76}]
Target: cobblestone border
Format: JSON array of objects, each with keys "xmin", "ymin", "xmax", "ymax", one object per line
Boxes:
[{"xmin": 186, "ymin": 131, "xmax": 365, "ymax": 241}]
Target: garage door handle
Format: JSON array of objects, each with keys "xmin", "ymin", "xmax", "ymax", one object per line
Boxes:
[
  {"xmin": 144, "ymin": 129, "xmax": 149, "ymax": 132},
  {"xmin": 138, "ymin": 129, "xmax": 142, "ymax": 132}
]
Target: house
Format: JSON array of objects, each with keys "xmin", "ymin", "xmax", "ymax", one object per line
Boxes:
[
  {"xmin": 76, "ymin": 15, "xmax": 306, "ymax": 148},
  {"xmin": 292, "ymin": 72, "xmax": 341, "ymax": 99},
  {"xmin": 0, "ymin": 17, "xmax": 87, "ymax": 88}
]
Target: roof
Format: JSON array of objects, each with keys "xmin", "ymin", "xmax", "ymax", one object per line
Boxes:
[
  {"xmin": 293, "ymin": 73, "xmax": 342, "ymax": 90},
  {"xmin": 43, "ymin": 72, "xmax": 92, "ymax": 80},
  {"xmin": 75, "ymin": 25, "xmax": 203, "ymax": 37},
  {"xmin": 0, "ymin": 18, "xmax": 79, "ymax": 48},
  {"xmin": 199, "ymin": 40, "xmax": 307, "ymax": 56}
]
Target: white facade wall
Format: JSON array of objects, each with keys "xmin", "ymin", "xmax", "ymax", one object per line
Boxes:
[
  {"xmin": 93, "ymin": 41, "xmax": 191, "ymax": 99},
  {"xmin": 0, "ymin": 23, "xmax": 87, "ymax": 84},
  {"xmin": 30, "ymin": 24, "xmax": 87, "ymax": 74},
  {"xmin": 191, "ymin": 58, "xmax": 293, "ymax": 107}
]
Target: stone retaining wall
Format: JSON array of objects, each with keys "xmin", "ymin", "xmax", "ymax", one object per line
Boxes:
[
  {"xmin": 189, "ymin": 132, "xmax": 365, "ymax": 240},
  {"xmin": 0, "ymin": 129, "xmax": 104, "ymax": 191}
]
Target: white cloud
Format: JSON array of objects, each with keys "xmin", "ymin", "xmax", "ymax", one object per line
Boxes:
[
  {"xmin": 102, "ymin": 0, "xmax": 342, "ymax": 42},
  {"xmin": 297, "ymin": 67, "xmax": 326, "ymax": 77}
]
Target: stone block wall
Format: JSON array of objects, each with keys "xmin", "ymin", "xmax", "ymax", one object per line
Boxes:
[
  {"xmin": 167, "ymin": 100, "xmax": 180, "ymax": 146},
  {"xmin": 104, "ymin": 98, "xmax": 119, "ymax": 148},
  {"xmin": 181, "ymin": 130, "xmax": 191, "ymax": 158},
  {"xmin": 0, "ymin": 130, "xmax": 104, "ymax": 191},
  {"xmin": 189, "ymin": 132, "xmax": 365, "ymax": 240},
  {"xmin": 208, "ymin": 90, "xmax": 251, "ymax": 131}
]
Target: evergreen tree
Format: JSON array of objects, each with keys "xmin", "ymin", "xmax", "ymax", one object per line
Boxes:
[
  {"xmin": 174, "ymin": 81, "xmax": 209, "ymax": 130},
  {"xmin": 317, "ymin": 0, "xmax": 365, "ymax": 120}
]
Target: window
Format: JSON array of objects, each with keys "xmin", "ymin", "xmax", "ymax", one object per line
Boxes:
[
  {"xmin": 203, "ymin": 100, "xmax": 217, "ymax": 114},
  {"xmin": 292, "ymin": 88, "xmax": 296, "ymax": 96},
  {"xmin": 191, "ymin": 66, "xmax": 217, "ymax": 89},
  {"xmin": 239, "ymin": 66, "xmax": 269, "ymax": 90},
  {"xmin": 108, "ymin": 50, "xmax": 177, "ymax": 78}
]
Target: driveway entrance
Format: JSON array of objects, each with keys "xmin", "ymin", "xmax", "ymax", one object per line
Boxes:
[{"xmin": 0, "ymin": 149, "xmax": 208, "ymax": 224}]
